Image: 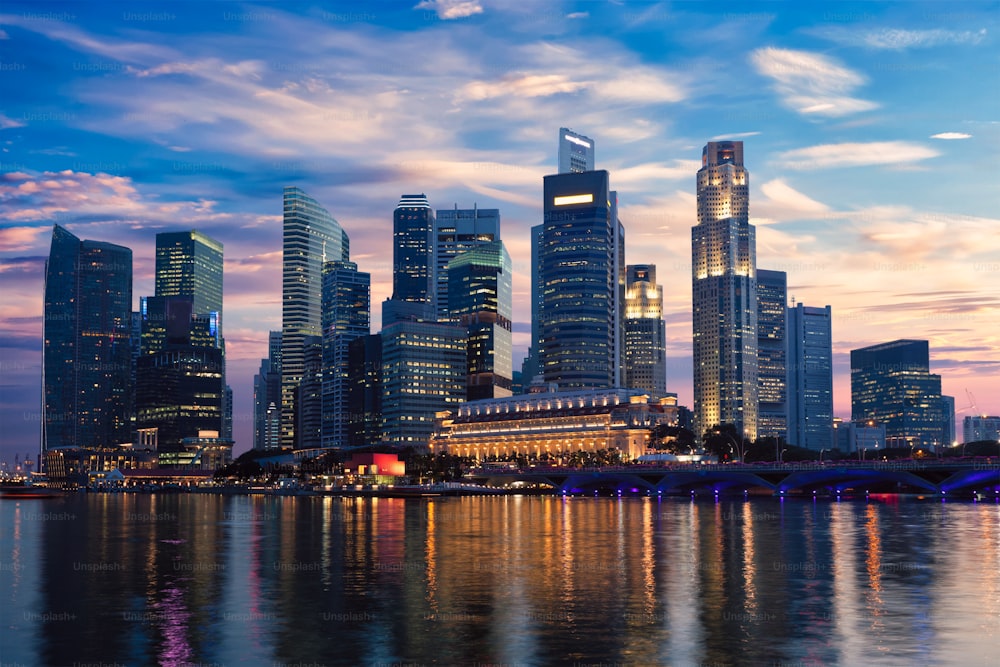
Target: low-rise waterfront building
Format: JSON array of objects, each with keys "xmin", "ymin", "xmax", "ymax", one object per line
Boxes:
[{"xmin": 430, "ymin": 388, "xmax": 678, "ymax": 461}]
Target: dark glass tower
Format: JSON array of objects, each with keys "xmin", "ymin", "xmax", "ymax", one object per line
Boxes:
[
  {"xmin": 434, "ymin": 205, "xmax": 500, "ymax": 322},
  {"xmin": 756, "ymin": 269, "xmax": 787, "ymax": 440},
  {"xmin": 540, "ymin": 170, "xmax": 621, "ymax": 389},
  {"xmin": 392, "ymin": 194, "xmax": 435, "ymax": 307},
  {"xmin": 347, "ymin": 335, "xmax": 383, "ymax": 447},
  {"xmin": 788, "ymin": 304, "xmax": 833, "ymax": 450},
  {"xmin": 43, "ymin": 225, "xmax": 133, "ymax": 450},
  {"xmin": 281, "ymin": 187, "xmax": 346, "ymax": 448},
  {"xmin": 691, "ymin": 141, "xmax": 757, "ymax": 441},
  {"xmin": 851, "ymin": 339, "xmax": 945, "ymax": 450},
  {"xmin": 155, "ymin": 231, "xmax": 223, "ymax": 328},
  {"xmin": 321, "ymin": 260, "xmax": 370, "ymax": 448},
  {"xmin": 448, "ymin": 241, "xmax": 513, "ymax": 400}
]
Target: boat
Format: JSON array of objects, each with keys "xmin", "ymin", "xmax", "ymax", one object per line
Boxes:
[{"xmin": 0, "ymin": 480, "xmax": 66, "ymax": 499}]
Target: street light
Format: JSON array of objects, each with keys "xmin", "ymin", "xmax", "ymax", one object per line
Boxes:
[{"xmin": 779, "ymin": 448, "xmax": 788, "ymax": 463}]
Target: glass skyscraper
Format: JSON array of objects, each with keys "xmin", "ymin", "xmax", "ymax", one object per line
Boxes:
[
  {"xmin": 624, "ymin": 264, "xmax": 667, "ymax": 398},
  {"xmin": 787, "ymin": 304, "xmax": 833, "ymax": 451},
  {"xmin": 447, "ymin": 240, "xmax": 513, "ymax": 400},
  {"xmin": 43, "ymin": 225, "xmax": 133, "ymax": 451},
  {"xmin": 321, "ymin": 260, "xmax": 370, "ymax": 448},
  {"xmin": 851, "ymin": 339, "xmax": 946, "ymax": 450},
  {"xmin": 380, "ymin": 320, "xmax": 466, "ymax": 449},
  {"xmin": 757, "ymin": 269, "xmax": 787, "ymax": 441},
  {"xmin": 691, "ymin": 141, "xmax": 758, "ymax": 441},
  {"xmin": 540, "ymin": 170, "xmax": 622, "ymax": 389},
  {"xmin": 434, "ymin": 205, "xmax": 500, "ymax": 322},
  {"xmin": 392, "ymin": 194, "xmax": 435, "ymax": 306},
  {"xmin": 154, "ymin": 231, "xmax": 223, "ymax": 328},
  {"xmin": 281, "ymin": 186, "xmax": 346, "ymax": 448}
]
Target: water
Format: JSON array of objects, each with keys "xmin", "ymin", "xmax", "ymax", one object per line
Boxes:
[{"xmin": 2, "ymin": 493, "xmax": 998, "ymax": 667}]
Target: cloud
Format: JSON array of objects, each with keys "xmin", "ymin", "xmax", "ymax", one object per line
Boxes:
[
  {"xmin": 812, "ymin": 27, "xmax": 988, "ymax": 50},
  {"xmin": 566, "ymin": 12, "xmax": 589, "ymax": 19},
  {"xmin": 0, "ymin": 113, "xmax": 26, "ymax": 129},
  {"xmin": 710, "ymin": 132, "xmax": 761, "ymax": 141},
  {"xmin": 0, "ymin": 227, "xmax": 48, "ymax": 252},
  {"xmin": 931, "ymin": 132, "xmax": 972, "ymax": 140},
  {"xmin": 460, "ymin": 73, "xmax": 589, "ymax": 100},
  {"xmin": 758, "ymin": 179, "xmax": 830, "ymax": 216},
  {"xmin": 751, "ymin": 47, "xmax": 878, "ymax": 117},
  {"xmin": 415, "ymin": 0, "xmax": 484, "ymax": 20},
  {"xmin": 775, "ymin": 141, "xmax": 939, "ymax": 169}
]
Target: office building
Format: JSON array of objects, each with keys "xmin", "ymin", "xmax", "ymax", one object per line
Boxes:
[
  {"xmin": 281, "ymin": 187, "xmax": 347, "ymax": 448},
  {"xmin": 380, "ymin": 319, "xmax": 466, "ymax": 449},
  {"xmin": 295, "ymin": 336, "xmax": 324, "ymax": 450},
  {"xmin": 756, "ymin": 269, "xmax": 787, "ymax": 440},
  {"xmin": 558, "ymin": 127, "xmax": 595, "ymax": 174},
  {"xmin": 691, "ymin": 141, "xmax": 757, "ymax": 441},
  {"xmin": 434, "ymin": 205, "xmax": 500, "ymax": 321},
  {"xmin": 787, "ymin": 304, "xmax": 833, "ymax": 451},
  {"xmin": 624, "ymin": 265, "xmax": 666, "ymax": 397},
  {"xmin": 448, "ymin": 240, "xmax": 513, "ymax": 400},
  {"xmin": 253, "ymin": 331, "xmax": 282, "ymax": 450},
  {"xmin": 154, "ymin": 230, "xmax": 223, "ymax": 328},
  {"xmin": 390, "ymin": 193, "xmax": 435, "ymax": 313},
  {"xmin": 43, "ymin": 225, "xmax": 133, "ymax": 451},
  {"xmin": 941, "ymin": 395, "xmax": 954, "ymax": 446},
  {"xmin": 963, "ymin": 415, "xmax": 1000, "ymax": 444},
  {"xmin": 321, "ymin": 261, "xmax": 370, "ymax": 448},
  {"xmin": 347, "ymin": 335, "xmax": 383, "ymax": 447},
  {"xmin": 539, "ymin": 170, "xmax": 622, "ymax": 389},
  {"xmin": 850, "ymin": 340, "xmax": 945, "ymax": 450}
]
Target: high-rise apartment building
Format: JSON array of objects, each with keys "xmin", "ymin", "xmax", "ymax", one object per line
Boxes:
[
  {"xmin": 380, "ymin": 320, "xmax": 466, "ymax": 449},
  {"xmin": 691, "ymin": 141, "xmax": 757, "ymax": 441},
  {"xmin": 540, "ymin": 170, "xmax": 623, "ymax": 389},
  {"xmin": 448, "ymin": 241, "xmax": 513, "ymax": 400},
  {"xmin": 558, "ymin": 127, "xmax": 595, "ymax": 174},
  {"xmin": 757, "ymin": 269, "xmax": 787, "ymax": 440},
  {"xmin": 624, "ymin": 265, "xmax": 666, "ymax": 397},
  {"xmin": 321, "ymin": 260, "xmax": 370, "ymax": 448},
  {"xmin": 787, "ymin": 304, "xmax": 833, "ymax": 450},
  {"xmin": 850, "ymin": 339, "xmax": 945, "ymax": 450},
  {"xmin": 43, "ymin": 225, "xmax": 133, "ymax": 451},
  {"xmin": 281, "ymin": 187, "xmax": 347, "ymax": 448},
  {"xmin": 433, "ymin": 205, "xmax": 500, "ymax": 322}
]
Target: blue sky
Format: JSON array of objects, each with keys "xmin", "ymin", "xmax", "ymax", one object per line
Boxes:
[{"xmin": 1, "ymin": 0, "xmax": 998, "ymax": 460}]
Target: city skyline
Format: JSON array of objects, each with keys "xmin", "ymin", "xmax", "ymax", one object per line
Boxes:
[{"xmin": 1, "ymin": 2, "xmax": 998, "ymax": 459}]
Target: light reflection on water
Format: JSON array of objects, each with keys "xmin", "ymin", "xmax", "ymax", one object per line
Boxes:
[{"xmin": 1, "ymin": 494, "xmax": 997, "ymax": 666}]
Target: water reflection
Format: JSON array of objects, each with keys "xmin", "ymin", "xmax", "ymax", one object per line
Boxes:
[{"xmin": 0, "ymin": 494, "xmax": 996, "ymax": 666}]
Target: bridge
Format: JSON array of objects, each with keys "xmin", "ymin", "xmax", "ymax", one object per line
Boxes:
[{"xmin": 465, "ymin": 460, "xmax": 1000, "ymax": 497}]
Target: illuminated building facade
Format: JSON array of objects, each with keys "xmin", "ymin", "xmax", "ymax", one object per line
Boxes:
[
  {"xmin": 321, "ymin": 261, "xmax": 370, "ymax": 448},
  {"xmin": 434, "ymin": 205, "xmax": 500, "ymax": 322},
  {"xmin": 253, "ymin": 331, "xmax": 282, "ymax": 450},
  {"xmin": 540, "ymin": 170, "xmax": 623, "ymax": 389},
  {"xmin": 756, "ymin": 269, "xmax": 787, "ymax": 440},
  {"xmin": 380, "ymin": 320, "xmax": 467, "ymax": 449},
  {"xmin": 43, "ymin": 225, "xmax": 133, "ymax": 451},
  {"xmin": 558, "ymin": 127, "xmax": 595, "ymax": 174},
  {"xmin": 388, "ymin": 194, "xmax": 435, "ymax": 319},
  {"xmin": 691, "ymin": 141, "xmax": 757, "ymax": 441},
  {"xmin": 281, "ymin": 186, "xmax": 346, "ymax": 448},
  {"xmin": 624, "ymin": 265, "xmax": 666, "ymax": 397},
  {"xmin": 430, "ymin": 389, "xmax": 678, "ymax": 461},
  {"xmin": 850, "ymin": 339, "xmax": 945, "ymax": 450},
  {"xmin": 448, "ymin": 241, "xmax": 513, "ymax": 400},
  {"xmin": 154, "ymin": 231, "xmax": 223, "ymax": 330},
  {"xmin": 787, "ymin": 304, "xmax": 833, "ymax": 450},
  {"xmin": 963, "ymin": 415, "xmax": 1000, "ymax": 444}
]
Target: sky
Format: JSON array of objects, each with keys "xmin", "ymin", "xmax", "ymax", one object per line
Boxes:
[{"xmin": 1, "ymin": 0, "xmax": 998, "ymax": 462}]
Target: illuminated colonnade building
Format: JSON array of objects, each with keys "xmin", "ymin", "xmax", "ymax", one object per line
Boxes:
[{"xmin": 430, "ymin": 389, "xmax": 678, "ymax": 461}]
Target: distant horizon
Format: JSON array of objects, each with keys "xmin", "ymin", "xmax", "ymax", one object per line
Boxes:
[{"xmin": 1, "ymin": 1, "xmax": 998, "ymax": 462}]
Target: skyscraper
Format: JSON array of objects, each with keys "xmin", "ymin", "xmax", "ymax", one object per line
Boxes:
[
  {"xmin": 850, "ymin": 339, "xmax": 945, "ymax": 450},
  {"xmin": 540, "ymin": 170, "xmax": 622, "ymax": 389},
  {"xmin": 787, "ymin": 304, "xmax": 833, "ymax": 451},
  {"xmin": 448, "ymin": 240, "xmax": 513, "ymax": 400},
  {"xmin": 281, "ymin": 186, "xmax": 346, "ymax": 448},
  {"xmin": 522, "ymin": 223, "xmax": 545, "ymax": 387},
  {"xmin": 347, "ymin": 334, "xmax": 383, "ymax": 447},
  {"xmin": 558, "ymin": 127, "xmax": 595, "ymax": 174},
  {"xmin": 691, "ymin": 141, "xmax": 757, "ymax": 441},
  {"xmin": 434, "ymin": 205, "xmax": 500, "ymax": 322},
  {"xmin": 253, "ymin": 331, "xmax": 282, "ymax": 450},
  {"xmin": 391, "ymin": 194, "xmax": 435, "ymax": 307},
  {"xmin": 43, "ymin": 225, "xmax": 133, "ymax": 451},
  {"xmin": 624, "ymin": 264, "xmax": 667, "ymax": 397},
  {"xmin": 321, "ymin": 260, "xmax": 370, "ymax": 448},
  {"xmin": 757, "ymin": 269, "xmax": 787, "ymax": 440},
  {"xmin": 155, "ymin": 230, "xmax": 223, "ymax": 328},
  {"xmin": 380, "ymin": 320, "xmax": 466, "ymax": 449}
]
